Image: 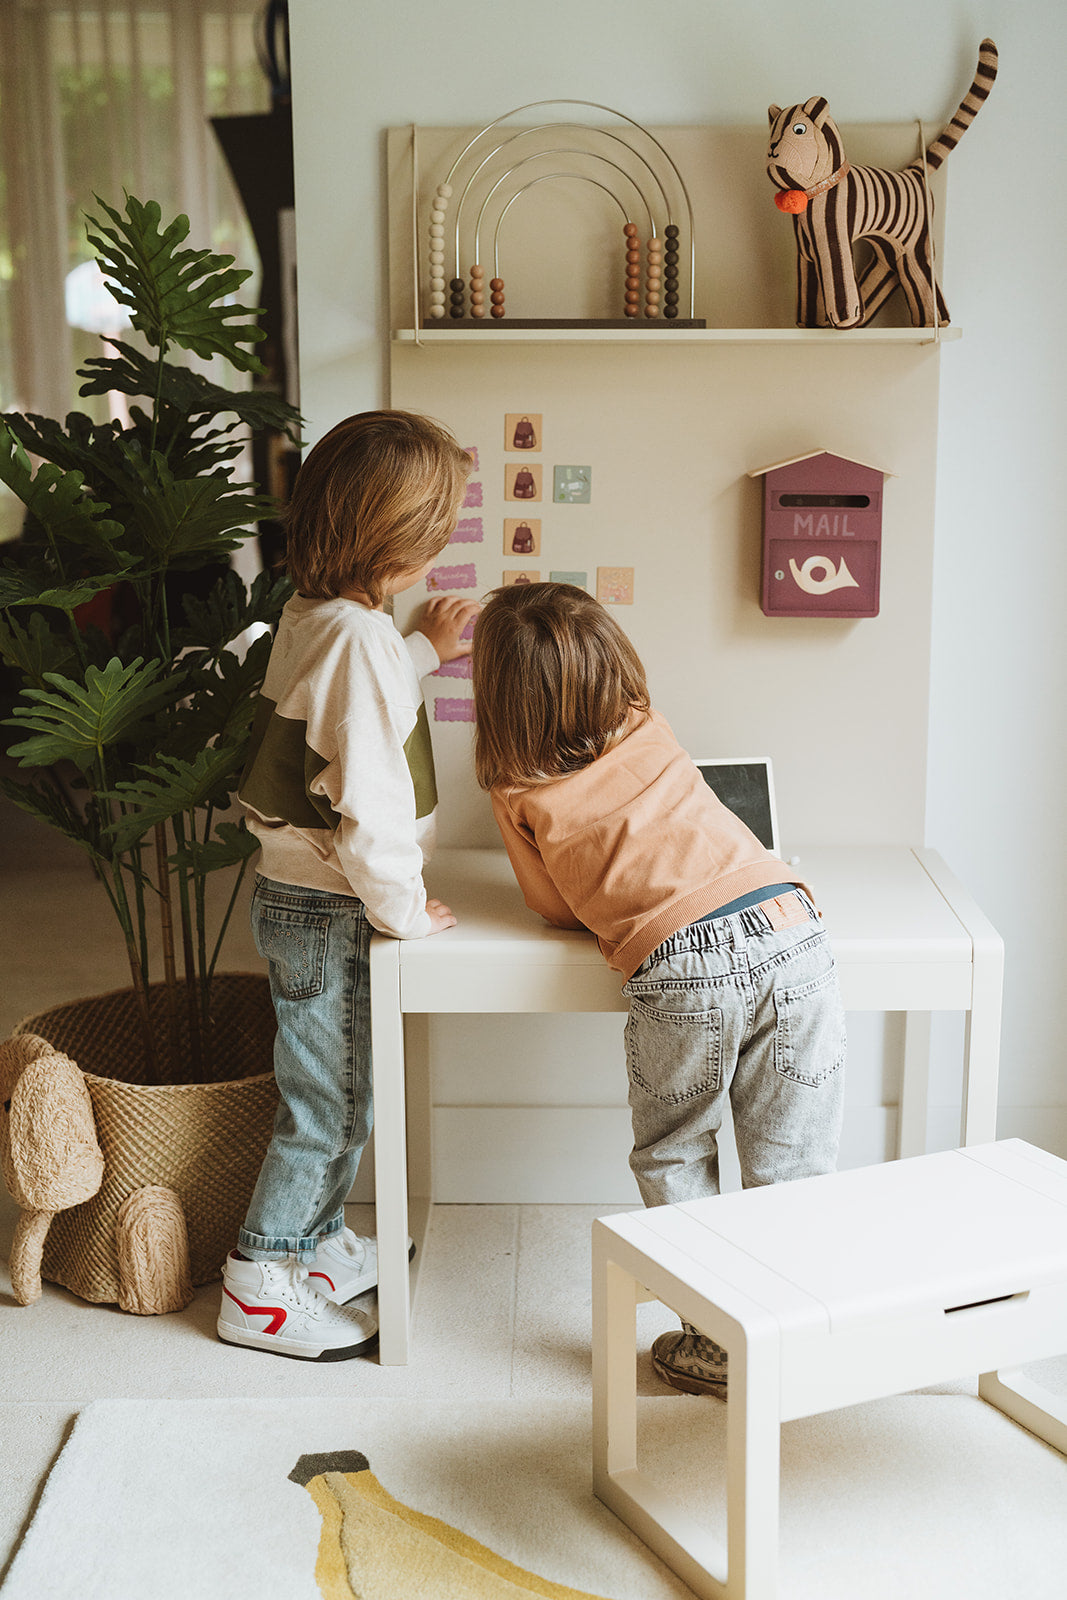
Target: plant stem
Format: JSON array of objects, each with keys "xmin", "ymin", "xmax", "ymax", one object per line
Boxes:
[
  {"xmin": 209, "ymin": 857, "xmax": 250, "ymax": 979},
  {"xmin": 154, "ymin": 821, "xmax": 180, "ymax": 1073},
  {"xmin": 171, "ymin": 811, "xmax": 203, "ymax": 1078}
]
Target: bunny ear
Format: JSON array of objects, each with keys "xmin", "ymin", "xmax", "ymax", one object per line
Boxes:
[{"xmin": 7, "ymin": 1051, "xmax": 104, "ymax": 1211}]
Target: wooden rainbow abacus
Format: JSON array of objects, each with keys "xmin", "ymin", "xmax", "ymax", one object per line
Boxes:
[{"xmin": 420, "ymin": 100, "xmax": 703, "ymax": 329}]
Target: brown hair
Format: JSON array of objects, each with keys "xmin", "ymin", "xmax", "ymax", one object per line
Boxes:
[
  {"xmin": 472, "ymin": 582, "xmax": 650, "ymax": 789},
  {"xmin": 284, "ymin": 410, "xmax": 471, "ymax": 604}
]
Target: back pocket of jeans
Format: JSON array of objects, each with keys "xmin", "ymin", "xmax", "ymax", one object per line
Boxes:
[
  {"xmin": 774, "ymin": 965, "xmax": 846, "ymax": 1086},
  {"xmin": 625, "ymin": 992, "xmax": 723, "ymax": 1103},
  {"xmin": 255, "ymin": 908, "xmax": 330, "ymax": 1000}
]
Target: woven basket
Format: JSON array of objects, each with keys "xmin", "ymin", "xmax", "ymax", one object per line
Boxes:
[{"xmin": 14, "ymin": 973, "xmax": 278, "ymax": 1307}]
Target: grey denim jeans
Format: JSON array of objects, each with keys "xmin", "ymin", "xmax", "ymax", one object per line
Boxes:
[{"xmin": 622, "ymin": 890, "xmax": 846, "ymax": 1207}]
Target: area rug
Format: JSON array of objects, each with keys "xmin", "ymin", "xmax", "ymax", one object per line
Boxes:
[{"xmin": 4, "ymin": 1393, "xmax": 1067, "ymax": 1600}]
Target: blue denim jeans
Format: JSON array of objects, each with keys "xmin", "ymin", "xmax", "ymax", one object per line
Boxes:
[
  {"xmin": 239, "ymin": 876, "xmax": 374, "ymax": 1263},
  {"xmin": 622, "ymin": 890, "xmax": 846, "ymax": 1207}
]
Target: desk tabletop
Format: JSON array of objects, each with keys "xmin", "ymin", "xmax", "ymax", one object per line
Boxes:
[{"xmin": 419, "ymin": 845, "xmax": 980, "ymax": 962}]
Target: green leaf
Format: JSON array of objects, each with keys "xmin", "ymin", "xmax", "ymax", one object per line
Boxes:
[
  {"xmin": 86, "ymin": 194, "xmax": 266, "ymax": 372},
  {"xmin": 169, "ymin": 819, "xmax": 260, "ymax": 874},
  {"xmin": 4, "ymin": 656, "xmax": 183, "ymax": 772},
  {"xmin": 0, "ymin": 773, "xmax": 113, "ymax": 863},
  {"xmin": 131, "ymin": 462, "xmax": 269, "ymax": 570},
  {"xmin": 177, "ymin": 568, "xmax": 293, "ymax": 655},
  {"xmin": 0, "ymin": 561, "xmax": 122, "ymax": 615},
  {"xmin": 78, "ymin": 340, "xmax": 303, "ymax": 444},
  {"xmin": 0, "ymin": 611, "xmax": 80, "ymax": 686},
  {"xmin": 164, "ymin": 635, "xmax": 272, "ymax": 757},
  {"xmin": 103, "ymin": 745, "xmax": 247, "ymax": 851},
  {"xmin": 0, "ymin": 420, "xmax": 128, "ymax": 565}
]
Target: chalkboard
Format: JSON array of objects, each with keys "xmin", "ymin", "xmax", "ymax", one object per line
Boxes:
[{"xmin": 693, "ymin": 758, "xmax": 779, "ymax": 853}]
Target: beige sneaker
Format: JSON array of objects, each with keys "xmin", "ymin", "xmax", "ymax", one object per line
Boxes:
[{"xmin": 651, "ymin": 1322, "xmax": 729, "ymax": 1396}]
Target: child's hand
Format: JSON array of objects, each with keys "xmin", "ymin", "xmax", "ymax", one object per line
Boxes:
[
  {"xmin": 426, "ymin": 897, "xmax": 458, "ymax": 935},
  {"xmin": 416, "ymin": 595, "xmax": 480, "ymax": 664}
]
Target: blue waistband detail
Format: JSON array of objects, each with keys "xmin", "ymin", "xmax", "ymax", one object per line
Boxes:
[{"xmin": 698, "ymin": 883, "xmax": 799, "ymax": 923}]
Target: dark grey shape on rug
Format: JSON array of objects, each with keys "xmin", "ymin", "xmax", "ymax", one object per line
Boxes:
[{"xmin": 289, "ymin": 1450, "xmax": 371, "ymax": 1485}]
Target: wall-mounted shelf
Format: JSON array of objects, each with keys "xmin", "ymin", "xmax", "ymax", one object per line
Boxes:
[{"xmin": 394, "ymin": 326, "xmax": 962, "ymax": 346}]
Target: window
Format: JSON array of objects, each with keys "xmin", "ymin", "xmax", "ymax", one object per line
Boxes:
[{"xmin": 0, "ymin": 0, "xmax": 273, "ymax": 541}]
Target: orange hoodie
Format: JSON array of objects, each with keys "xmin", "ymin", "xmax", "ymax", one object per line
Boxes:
[{"xmin": 490, "ymin": 710, "xmax": 810, "ymax": 980}]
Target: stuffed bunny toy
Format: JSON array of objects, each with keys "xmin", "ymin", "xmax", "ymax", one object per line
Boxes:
[{"xmin": 0, "ymin": 1033, "xmax": 192, "ymax": 1314}]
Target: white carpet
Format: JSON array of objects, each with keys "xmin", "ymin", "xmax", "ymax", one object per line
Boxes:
[{"xmin": 3, "ymin": 1393, "xmax": 1067, "ymax": 1600}]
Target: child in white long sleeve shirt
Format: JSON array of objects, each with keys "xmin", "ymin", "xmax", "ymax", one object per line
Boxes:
[{"xmin": 218, "ymin": 410, "xmax": 477, "ymax": 1361}]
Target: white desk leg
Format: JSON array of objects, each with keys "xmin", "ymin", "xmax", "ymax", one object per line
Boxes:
[
  {"xmin": 913, "ymin": 849, "xmax": 1004, "ymax": 1149},
  {"xmin": 960, "ymin": 931, "xmax": 1004, "ymax": 1147},
  {"xmin": 726, "ymin": 1330, "xmax": 781, "ymax": 1600},
  {"xmin": 369, "ymin": 934, "xmax": 410, "ymax": 1365},
  {"xmin": 898, "ymin": 1012, "xmax": 931, "ymax": 1158}
]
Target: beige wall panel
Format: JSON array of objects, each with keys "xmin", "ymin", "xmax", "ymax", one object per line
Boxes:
[{"xmin": 391, "ymin": 337, "xmax": 939, "ymax": 849}]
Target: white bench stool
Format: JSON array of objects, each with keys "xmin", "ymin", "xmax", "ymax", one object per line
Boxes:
[{"xmin": 592, "ymin": 1140, "xmax": 1067, "ymax": 1600}]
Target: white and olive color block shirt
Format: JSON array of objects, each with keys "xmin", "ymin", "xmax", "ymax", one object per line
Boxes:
[{"xmin": 239, "ymin": 595, "xmax": 440, "ymax": 939}]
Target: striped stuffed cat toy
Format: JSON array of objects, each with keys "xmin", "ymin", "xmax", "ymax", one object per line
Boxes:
[{"xmin": 767, "ymin": 38, "xmax": 997, "ymax": 328}]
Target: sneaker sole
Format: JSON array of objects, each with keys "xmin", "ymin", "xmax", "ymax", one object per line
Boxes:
[
  {"xmin": 651, "ymin": 1352, "xmax": 728, "ymax": 1398},
  {"xmin": 319, "ymin": 1238, "xmax": 417, "ymax": 1305},
  {"xmin": 216, "ymin": 1319, "xmax": 379, "ymax": 1361}
]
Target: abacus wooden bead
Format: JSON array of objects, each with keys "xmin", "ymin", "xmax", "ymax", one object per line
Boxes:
[
  {"xmin": 665, "ymin": 223, "xmax": 679, "ymax": 238},
  {"xmin": 623, "ymin": 221, "xmax": 638, "ymax": 238},
  {"xmin": 490, "ymin": 278, "xmax": 503, "ymax": 290},
  {"xmin": 471, "ymin": 305, "xmax": 485, "ymax": 318},
  {"xmin": 436, "ymin": 182, "xmax": 453, "ymax": 199},
  {"xmin": 428, "ymin": 305, "xmax": 445, "ymax": 319},
  {"xmin": 491, "ymin": 304, "xmax": 506, "ymax": 318},
  {"xmin": 470, "ymin": 264, "xmax": 485, "ymax": 279},
  {"xmin": 490, "ymin": 289, "xmax": 505, "ymax": 306},
  {"xmin": 624, "ymin": 290, "xmax": 640, "ymax": 306}
]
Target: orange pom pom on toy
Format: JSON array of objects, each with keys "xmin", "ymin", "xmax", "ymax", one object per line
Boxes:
[{"xmin": 775, "ymin": 189, "xmax": 809, "ymax": 214}]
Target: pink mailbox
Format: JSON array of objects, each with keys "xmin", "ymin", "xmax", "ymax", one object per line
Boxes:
[{"xmin": 750, "ymin": 451, "xmax": 889, "ymax": 618}]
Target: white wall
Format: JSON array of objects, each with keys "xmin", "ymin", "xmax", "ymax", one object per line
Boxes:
[{"xmin": 288, "ymin": 0, "xmax": 1067, "ymax": 1177}]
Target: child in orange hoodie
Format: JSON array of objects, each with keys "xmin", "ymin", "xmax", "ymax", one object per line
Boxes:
[{"xmin": 472, "ymin": 581, "xmax": 846, "ymax": 1395}]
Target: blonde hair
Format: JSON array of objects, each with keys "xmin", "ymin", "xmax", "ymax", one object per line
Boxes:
[
  {"xmin": 284, "ymin": 410, "xmax": 470, "ymax": 604},
  {"xmin": 472, "ymin": 582, "xmax": 650, "ymax": 789}
]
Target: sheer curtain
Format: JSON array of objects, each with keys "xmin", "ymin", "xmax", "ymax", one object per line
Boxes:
[{"xmin": 0, "ymin": 0, "xmax": 272, "ymax": 540}]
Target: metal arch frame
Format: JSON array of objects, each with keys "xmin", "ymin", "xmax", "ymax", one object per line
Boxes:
[
  {"xmin": 429, "ymin": 98, "xmax": 696, "ymax": 320},
  {"xmin": 454, "ymin": 121, "xmax": 672, "ymax": 271}
]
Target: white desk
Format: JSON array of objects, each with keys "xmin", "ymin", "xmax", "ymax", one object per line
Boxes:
[{"xmin": 369, "ymin": 846, "xmax": 1003, "ymax": 1364}]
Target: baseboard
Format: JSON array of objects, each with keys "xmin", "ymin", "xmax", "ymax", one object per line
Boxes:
[{"xmin": 349, "ymin": 1105, "xmax": 1067, "ymax": 1206}]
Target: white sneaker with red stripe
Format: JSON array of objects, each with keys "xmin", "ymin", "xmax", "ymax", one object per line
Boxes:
[
  {"xmin": 305, "ymin": 1227, "xmax": 416, "ymax": 1305},
  {"xmin": 217, "ymin": 1253, "xmax": 378, "ymax": 1360}
]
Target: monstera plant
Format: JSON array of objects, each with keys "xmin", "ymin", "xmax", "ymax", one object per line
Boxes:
[{"xmin": 0, "ymin": 195, "xmax": 301, "ymax": 1077}]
